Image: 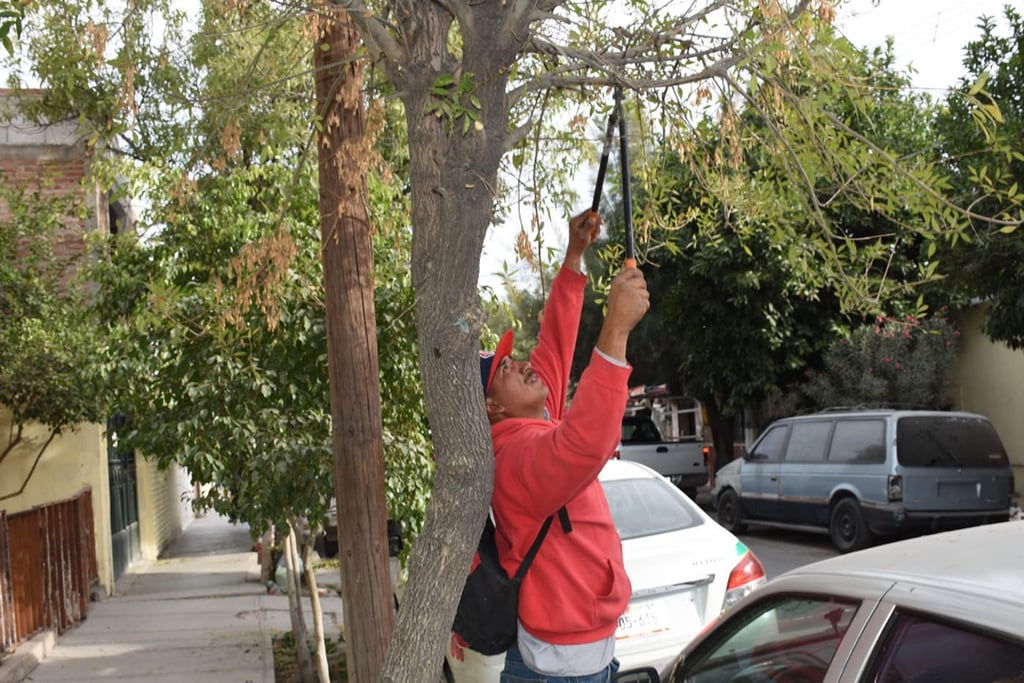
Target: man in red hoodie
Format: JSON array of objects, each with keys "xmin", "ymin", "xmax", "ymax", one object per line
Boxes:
[{"xmin": 479, "ymin": 208, "xmax": 649, "ymax": 681}]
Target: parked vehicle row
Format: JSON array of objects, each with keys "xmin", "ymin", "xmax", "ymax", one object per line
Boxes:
[
  {"xmin": 446, "ymin": 407, "xmax": 1018, "ymax": 681},
  {"xmin": 711, "ymin": 408, "xmax": 1014, "ymax": 552}
]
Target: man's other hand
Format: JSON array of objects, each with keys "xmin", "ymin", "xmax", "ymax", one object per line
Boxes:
[
  {"xmin": 565, "ymin": 210, "xmax": 601, "ymax": 273},
  {"xmin": 596, "ymin": 266, "xmax": 649, "ymax": 361}
]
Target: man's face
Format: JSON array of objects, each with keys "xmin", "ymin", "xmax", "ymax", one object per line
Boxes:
[{"xmin": 486, "ymin": 356, "xmax": 548, "ymax": 421}]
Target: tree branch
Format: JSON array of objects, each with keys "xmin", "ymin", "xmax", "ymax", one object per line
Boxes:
[
  {"xmin": 504, "ymin": 0, "xmax": 817, "ymax": 105},
  {"xmin": 0, "ymin": 423, "xmax": 23, "ymax": 467},
  {"xmin": 822, "ymin": 110, "xmax": 1024, "ymax": 229},
  {"xmin": 326, "ymin": 0, "xmax": 406, "ymax": 74},
  {"xmin": 720, "ymin": 70, "xmax": 870, "ymax": 300},
  {"xmin": 0, "ymin": 429, "xmax": 57, "ymax": 502}
]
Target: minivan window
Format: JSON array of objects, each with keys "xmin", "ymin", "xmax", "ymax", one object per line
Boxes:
[
  {"xmin": 784, "ymin": 421, "xmax": 832, "ymax": 463},
  {"xmin": 896, "ymin": 416, "xmax": 1009, "ymax": 468},
  {"xmin": 750, "ymin": 425, "xmax": 788, "ymax": 462},
  {"xmin": 827, "ymin": 419, "xmax": 885, "ymax": 464}
]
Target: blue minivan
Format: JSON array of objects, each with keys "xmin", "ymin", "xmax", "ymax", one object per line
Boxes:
[{"xmin": 711, "ymin": 409, "xmax": 1015, "ymax": 552}]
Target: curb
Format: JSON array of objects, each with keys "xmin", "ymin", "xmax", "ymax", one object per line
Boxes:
[
  {"xmin": 257, "ymin": 596, "xmax": 276, "ymax": 683},
  {"xmin": 0, "ymin": 630, "xmax": 55, "ymax": 683}
]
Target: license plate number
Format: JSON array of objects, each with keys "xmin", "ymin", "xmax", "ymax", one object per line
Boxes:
[{"xmin": 617, "ymin": 592, "xmax": 697, "ymax": 639}]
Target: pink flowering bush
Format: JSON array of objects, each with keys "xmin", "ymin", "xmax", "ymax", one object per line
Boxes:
[{"xmin": 803, "ymin": 313, "xmax": 959, "ymax": 410}]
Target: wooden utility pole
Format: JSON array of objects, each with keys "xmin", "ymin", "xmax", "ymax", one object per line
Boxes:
[{"xmin": 313, "ymin": 6, "xmax": 394, "ymax": 680}]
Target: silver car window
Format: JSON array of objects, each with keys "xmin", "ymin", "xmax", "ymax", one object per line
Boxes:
[
  {"xmin": 668, "ymin": 594, "xmax": 859, "ymax": 683},
  {"xmin": 863, "ymin": 611, "xmax": 1024, "ymax": 683}
]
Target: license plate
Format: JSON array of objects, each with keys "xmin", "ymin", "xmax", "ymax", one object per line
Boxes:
[{"xmin": 616, "ymin": 592, "xmax": 698, "ymax": 640}]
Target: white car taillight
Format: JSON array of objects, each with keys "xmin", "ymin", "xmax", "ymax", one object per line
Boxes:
[{"xmin": 722, "ymin": 550, "xmax": 767, "ymax": 612}]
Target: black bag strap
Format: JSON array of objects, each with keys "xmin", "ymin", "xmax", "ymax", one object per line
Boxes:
[
  {"xmin": 557, "ymin": 506, "xmax": 571, "ymax": 533},
  {"xmin": 511, "ymin": 505, "xmax": 567, "ymax": 582}
]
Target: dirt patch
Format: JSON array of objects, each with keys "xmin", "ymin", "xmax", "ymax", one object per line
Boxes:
[{"xmin": 272, "ymin": 631, "xmax": 348, "ymax": 683}]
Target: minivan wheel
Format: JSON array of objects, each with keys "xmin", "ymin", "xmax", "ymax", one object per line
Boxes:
[
  {"xmin": 830, "ymin": 498, "xmax": 874, "ymax": 553},
  {"xmin": 717, "ymin": 489, "xmax": 747, "ymax": 534}
]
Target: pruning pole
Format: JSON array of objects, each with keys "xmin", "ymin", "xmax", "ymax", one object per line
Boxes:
[
  {"xmin": 615, "ymin": 87, "xmax": 636, "ymax": 268},
  {"xmin": 591, "ymin": 95, "xmax": 620, "ymax": 213}
]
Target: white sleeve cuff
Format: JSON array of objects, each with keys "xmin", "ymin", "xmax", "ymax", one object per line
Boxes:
[{"xmin": 595, "ymin": 346, "xmax": 629, "ymax": 368}]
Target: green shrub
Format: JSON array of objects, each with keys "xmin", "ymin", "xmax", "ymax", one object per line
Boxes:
[{"xmin": 803, "ymin": 313, "xmax": 959, "ymax": 410}]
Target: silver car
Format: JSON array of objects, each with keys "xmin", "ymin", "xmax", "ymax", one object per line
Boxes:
[{"xmin": 618, "ymin": 520, "xmax": 1024, "ymax": 683}]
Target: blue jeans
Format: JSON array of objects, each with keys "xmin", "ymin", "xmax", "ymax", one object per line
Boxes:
[{"xmin": 500, "ymin": 645, "xmax": 620, "ymax": 683}]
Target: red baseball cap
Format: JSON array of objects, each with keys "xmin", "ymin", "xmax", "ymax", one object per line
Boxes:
[{"xmin": 479, "ymin": 329, "xmax": 514, "ymax": 395}]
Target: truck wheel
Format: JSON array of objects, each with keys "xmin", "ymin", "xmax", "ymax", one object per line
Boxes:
[
  {"xmin": 717, "ymin": 489, "xmax": 747, "ymax": 534},
  {"xmin": 830, "ymin": 498, "xmax": 874, "ymax": 553}
]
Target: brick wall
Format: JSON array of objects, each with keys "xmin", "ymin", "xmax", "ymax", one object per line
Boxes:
[
  {"xmin": 0, "ymin": 93, "xmax": 105, "ymax": 287},
  {"xmin": 0, "ymin": 126, "xmax": 102, "ymax": 286}
]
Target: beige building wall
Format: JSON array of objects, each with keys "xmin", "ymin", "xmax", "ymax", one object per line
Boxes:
[
  {"xmin": 1, "ymin": 410, "xmax": 196, "ymax": 594},
  {"xmin": 1, "ymin": 91, "xmax": 185, "ymax": 597},
  {"xmin": 950, "ymin": 305, "xmax": 1024, "ymax": 491},
  {"xmin": 0, "ymin": 410, "xmax": 116, "ymax": 593},
  {"xmin": 135, "ymin": 456, "xmax": 193, "ymax": 561}
]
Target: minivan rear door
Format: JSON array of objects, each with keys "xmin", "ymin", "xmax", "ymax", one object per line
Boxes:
[{"xmin": 895, "ymin": 414, "xmax": 1012, "ymax": 513}]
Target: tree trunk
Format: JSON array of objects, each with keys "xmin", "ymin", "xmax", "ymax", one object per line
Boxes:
[
  {"xmin": 314, "ymin": 7, "xmax": 394, "ymax": 682},
  {"xmin": 318, "ymin": 4, "xmax": 537, "ymax": 678},
  {"xmin": 301, "ymin": 538, "xmax": 331, "ymax": 683},
  {"xmin": 259, "ymin": 526, "xmax": 275, "ymax": 583},
  {"xmin": 284, "ymin": 524, "xmax": 315, "ymax": 683},
  {"xmin": 381, "ymin": 14, "xmax": 523, "ymax": 681},
  {"xmin": 702, "ymin": 394, "xmax": 737, "ymax": 482}
]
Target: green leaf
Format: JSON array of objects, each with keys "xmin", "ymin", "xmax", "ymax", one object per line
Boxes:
[{"xmin": 967, "ymin": 72, "xmax": 989, "ymax": 96}]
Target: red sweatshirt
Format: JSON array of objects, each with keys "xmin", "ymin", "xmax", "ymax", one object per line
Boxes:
[{"xmin": 491, "ymin": 266, "xmax": 632, "ymax": 645}]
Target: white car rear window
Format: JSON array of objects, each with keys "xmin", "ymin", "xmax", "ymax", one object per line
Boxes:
[{"xmin": 602, "ymin": 477, "xmax": 703, "ymax": 540}]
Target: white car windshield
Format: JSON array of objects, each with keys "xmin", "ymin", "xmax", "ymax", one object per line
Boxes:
[{"xmin": 601, "ymin": 477, "xmax": 704, "ymax": 540}]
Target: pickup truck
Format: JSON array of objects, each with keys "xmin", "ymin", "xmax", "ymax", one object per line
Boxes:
[{"xmin": 617, "ymin": 413, "xmax": 709, "ymax": 497}]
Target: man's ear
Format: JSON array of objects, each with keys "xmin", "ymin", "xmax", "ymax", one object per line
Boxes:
[{"xmin": 485, "ymin": 397, "xmax": 504, "ymax": 421}]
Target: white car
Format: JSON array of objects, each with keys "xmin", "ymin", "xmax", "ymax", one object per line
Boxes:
[{"xmin": 445, "ymin": 459, "xmax": 768, "ymax": 681}]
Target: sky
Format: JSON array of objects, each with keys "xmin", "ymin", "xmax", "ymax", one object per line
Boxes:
[
  {"xmin": 478, "ymin": 0, "xmax": 1014, "ymax": 291},
  {"xmin": 836, "ymin": 0, "xmax": 1010, "ymax": 94}
]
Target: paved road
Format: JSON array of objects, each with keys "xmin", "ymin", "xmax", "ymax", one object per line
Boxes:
[
  {"xmin": 696, "ymin": 490, "xmax": 840, "ymax": 578},
  {"xmin": 737, "ymin": 525, "xmax": 840, "ymax": 578}
]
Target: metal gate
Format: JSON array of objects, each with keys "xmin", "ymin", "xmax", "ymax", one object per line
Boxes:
[{"xmin": 107, "ymin": 415, "xmax": 140, "ymax": 581}]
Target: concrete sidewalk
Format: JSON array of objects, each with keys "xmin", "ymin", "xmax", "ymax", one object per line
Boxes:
[{"xmin": 2, "ymin": 514, "xmax": 345, "ymax": 683}]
